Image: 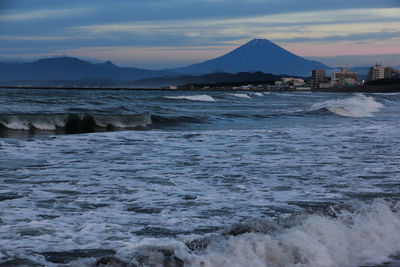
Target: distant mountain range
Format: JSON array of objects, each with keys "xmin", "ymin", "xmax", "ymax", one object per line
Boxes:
[
  {"xmin": 0, "ymin": 57, "xmax": 175, "ymax": 82},
  {"xmin": 0, "ymin": 39, "xmax": 330, "ymax": 87}
]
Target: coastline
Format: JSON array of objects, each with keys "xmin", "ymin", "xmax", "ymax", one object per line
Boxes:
[
  {"xmin": 312, "ymin": 84, "xmax": 400, "ymax": 93},
  {"xmin": 1, "ymin": 83, "xmax": 400, "ymax": 93}
]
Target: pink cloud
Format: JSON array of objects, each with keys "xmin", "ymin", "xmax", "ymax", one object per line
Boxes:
[{"xmin": 283, "ymin": 40, "xmax": 400, "ymax": 57}]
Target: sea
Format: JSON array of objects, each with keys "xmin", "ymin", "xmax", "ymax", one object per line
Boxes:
[{"xmin": 0, "ymin": 89, "xmax": 399, "ymax": 267}]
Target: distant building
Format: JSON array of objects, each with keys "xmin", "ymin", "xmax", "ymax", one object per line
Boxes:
[
  {"xmin": 341, "ymin": 78, "xmax": 357, "ymax": 87},
  {"xmin": 319, "ymin": 82, "xmax": 331, "ymax": 89},
  {"xmin": 311, "ymin": 70, "xmax": 327, "ymax": 88},
  {"xmin": 241, "ymin": 84, "xmax": 255, "ymax": 89},
  {"xmin": 367, "ymin": 64, "xmax": 385, "ymax": 81},
  {"xmin": 331, "ymin": 68, "xmax": 358, "ymax": 81},
  {"xmin": 384, "ymin": 67, "xmax": 400, "ymax": 79},
  {"xmin": 331, "ymin": 68, "xmax": 358, "ymax": 86},
  {"xmin": 281, "ymin": 78, "xmax": 304, "ymax": 86},
  {"xmin": 296, "ymin": 86, "xmax": 311, "ymax": 91}
]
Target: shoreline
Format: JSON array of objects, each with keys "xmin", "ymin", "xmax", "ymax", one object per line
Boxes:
[
  {"xmin": 312, "ymin": 84, "xmax": 400, "ymax": 93},
  {"xmin": 1, "ymin": 84, "xmax": 399, "ymax": 93}
]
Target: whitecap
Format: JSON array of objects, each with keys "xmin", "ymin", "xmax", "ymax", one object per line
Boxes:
[
  {"xmin": 312, "ymin": 94, "xmax": 384, "ymax": 117},
  {"xmin": 0, "ymin": 113, "xmax": 152, "ymax": 131},
  {"xmin": 228, "ymin": 93, "xmax": 251, "ymax": 99},
  {"xmin": 164, "ymin": 95, "xmax": 215, "ymax": 102},
  {"xmin": 252, "ymin": 92, "xmax": 264, "ymax": 97},
  {"xmin": 112, "ymin": 200, "xmax": 400, "ymax": 267},
  {"xmin": 183, "ymin": 200, "xmax": 400, "ymax": 267}
]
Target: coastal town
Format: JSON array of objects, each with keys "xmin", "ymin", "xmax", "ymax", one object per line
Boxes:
[
  {"xmin": 1, "ymin": 61, "xmax": 399, "ymax": 92},
  {"xmin": 172, "ymin": 64, "xmax": 400, "ymax": 91}
]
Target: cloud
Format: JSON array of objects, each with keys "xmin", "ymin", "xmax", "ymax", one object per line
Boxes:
[
  {"xmin": 307, "ymin": 53, "xmax": 400, "ymax": 68},
  {"xmin": 274, "ymin": 31, "xmax": 400, "ymax": 44},
  {"xmin": 1, "ymin": 0, "xmax": 399, "ymax": 67},
  {"xmin": 0, "ymin": 35, "xmax": 69, "ymax": 41},
  {"xmin": 0, "ymin": 8, "xmax": 91, "ymax": 21},
  {"xmin": 66, "ymin": 7, "xmax": 400, "ymax": 49},
  {"xmin": 74, "ymin": 8, "xmax": 400, "ymax": 37},
  {"xmin": 282, "ymin": 38, "xmax": 400, "ymax": 57}
]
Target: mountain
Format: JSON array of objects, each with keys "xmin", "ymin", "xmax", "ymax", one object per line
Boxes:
[
  {"xmin": 173, "ymin": 39, "xmax": 330, "ymax": 76},
  {"xmin": 0, "ymin": 39, "xmax": 330, "ymax": 83},
  {"xmin": 0, "ymin": 57, "xmax": 175, "ymax": 82},
  {"xmin": 97, "ymin": 60, "xmax": 119, "ymax": 69}
]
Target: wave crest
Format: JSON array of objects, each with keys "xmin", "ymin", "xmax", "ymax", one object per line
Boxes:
[
  {"xmin": 104, "ymin": 200, "xmax": 400, "ymax": 267},
  {"xmin": 164, "ymin": 95, "xmax": 215, "ymax": 102},
  {"xmin": 192, "ymin": 201, "xmax": 399, "ymax": 267},
  {"xmin": 11, "ymin": 200, "xmax": 400, "ymax": 266},
  {"xmin": 227, "ymin": 93, "xmax": 251, "ymax": 99},
  {"xmin": 312, "ymin": 94, "xmax": 384, "ymax": 117},
  {"xmin": 0, "ymin": 113, "xmax": 152, "ymax": 133}
]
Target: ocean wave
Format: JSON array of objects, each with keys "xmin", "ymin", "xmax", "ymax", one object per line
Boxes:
[
  {"xmin": 252, "ymin": 92, "xmax": 269, "ymax": 96},
  {"xmin": 227, "ymin": 93, "xmax": 251, "ymax": 99},
  {"xmin": 252, "ymin": 92, "xmax": 264, "ymax": 97},
  {"xmin": 164, "ymin": 95, "xmax": 216, "ymax": 102},
  {"xmin": 2, "ymin": 200, "xmax": 399, "ymax": 266},
  {"xmin": 311, "ymin": 94, "xmax": 384, "ymax": 117},
  {"xmin": 0, "ymin": 113, "xmax": 151, "ymax": 133},
  {"xmin": 55, "ymin": 199, "xmax": 400, "ymax": 267},
  {"xmin": 182, "ymin": 200, "xmax": 400, "ymax": 267}
]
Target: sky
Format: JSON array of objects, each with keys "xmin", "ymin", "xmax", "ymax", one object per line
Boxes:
[{"xmin": 0, "ymin": 0, "xmax": 399, "ymax": 69}]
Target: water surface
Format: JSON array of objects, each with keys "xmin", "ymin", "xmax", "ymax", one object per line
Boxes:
[{"xmin": 0, "ymin": 89, "xmax": 399, "ymax": 266}]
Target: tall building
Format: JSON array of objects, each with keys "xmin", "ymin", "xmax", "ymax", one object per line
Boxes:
[
  {"xmin": 367, "ymin": 64, "xmax": 385, "ymax": 81},
  {"xmin": 331, "ymin": 68, "xmax": 358, "ymax": 81},
  {"xmin": 311, "ymin": 69, "xmax": 326, "ymax": 88},
  {"xmin": 331, "ymin": 68, "xmax": 358, "ymax": 87}
]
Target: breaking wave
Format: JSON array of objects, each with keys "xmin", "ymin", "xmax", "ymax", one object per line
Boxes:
[
  {"xmin": 228, "ymin": 93, "xmax": 251, "ymax": 99},
  {"xmin": 47, "ymin": 200, "xmax": 400, "ymax": 267},
  {"xmin": 0, "ymin": 113, "xmax": 152, "ymax": 133},
  {"xmin": 164, "ymin": 95, "xmax": 216, "ymax": 102},
  {"xmin": 311, "ymin": 94, "xmax": 384, "ymax": 117},
  {"xmin": 252, "ymin": 92, "xmax": 264, "ymax": 97},
  {"xmin": 182, "ymin": 200, "xmax": 400, "ymax": 267}
]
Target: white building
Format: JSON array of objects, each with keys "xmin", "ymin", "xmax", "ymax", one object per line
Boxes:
[
  {"xmin": 281, "ymin": 78, "xmax": 305, "ymax": 86},
  {"xmin": 331, "ymin": 68, "xmax": 358, "ymax": 87}
]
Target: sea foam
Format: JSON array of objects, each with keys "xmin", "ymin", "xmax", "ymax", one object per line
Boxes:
[
  {"xmin": 0, "ymin": 113, "xmax": 151, "ymax": 132},
  {"xmin": 312, "ymin": 94, "xmax": 384, "ymax": 117},
  {"xmin": 228, "ymin": 93, "xmax": 251, "ymax": 99},
  {"xmin": 164, "ymin": 95, "xmax": 216, "ymax": 102},
  {"xmin": 110, "ymin": 200, "xmax": 400, "ymax": 267},
  {"xmin": 252, "ymin": 92, "xmax": 264, "ymax": 97}
]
